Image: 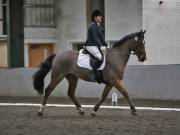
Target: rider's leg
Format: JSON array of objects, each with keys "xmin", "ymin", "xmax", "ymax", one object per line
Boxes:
[
  {"xmin": 86, "ymin": 46, "xmax": 102, "ymax": 61},
  {"xmin": 86, "ymin": 46, "xmax": 103, "ymax": 83}
]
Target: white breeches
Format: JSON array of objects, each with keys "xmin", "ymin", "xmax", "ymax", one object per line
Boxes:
[{"xmin": 86, "ymin": 46, "xmax": 102, "ymax": 61}]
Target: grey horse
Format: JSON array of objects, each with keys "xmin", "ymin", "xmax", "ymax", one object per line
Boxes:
[{"xmin": 33, "ymin": 30, "xmax": 147, "ymax": 116}]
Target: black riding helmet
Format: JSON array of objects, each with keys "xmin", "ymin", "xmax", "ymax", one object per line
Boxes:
[{"xmin": 91, "ymin": 10, "xmax": 102, "ymax": 21}]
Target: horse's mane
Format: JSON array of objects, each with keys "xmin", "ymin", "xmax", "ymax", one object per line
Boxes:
[{"xmin": 113, "ymin": 32, "xmax": 139, "ymax": 48}]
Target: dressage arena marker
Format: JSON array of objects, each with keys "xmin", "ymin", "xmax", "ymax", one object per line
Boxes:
[{"xmin": 0, "ymin": 103, "xmax": 180, "ymax": 112}]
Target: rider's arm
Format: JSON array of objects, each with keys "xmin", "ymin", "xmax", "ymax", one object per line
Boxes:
[
  {"xmin": 90, "ymin": 24, "xmax": 101, "ymax": 47},
  {"xmin": 99, "ymin": 30, "xmax": 108, "ymax": 47}
]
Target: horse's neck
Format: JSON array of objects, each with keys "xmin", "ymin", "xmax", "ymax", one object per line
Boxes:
[{"xmin": 108, "ymin": 42, "xmax": 131, "ymax": 69}]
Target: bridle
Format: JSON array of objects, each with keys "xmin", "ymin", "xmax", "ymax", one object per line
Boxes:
[{"xmin": 130, "ymin": 38, "xmax": 146, "ymax": 56}]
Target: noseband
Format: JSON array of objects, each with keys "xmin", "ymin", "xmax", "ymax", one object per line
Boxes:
[{"xmin": 130, "ymin": 45, "xmax": 146, "ymax": 56}]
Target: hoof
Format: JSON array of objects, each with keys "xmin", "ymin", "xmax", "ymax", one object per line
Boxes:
[
  {"xmin": 130, "ymin": 106, "xmax": 137, "ymax": 116},
  {"xmin": 131, "ymin": 110, "xmax": 138, "ymax": 116},
  {"xmin": 78, "ymin": 108, "xmax": 85, "ymax": 115},
  {"xmin": 91, "ymin": 112, "xmax": 96, "ymax": 117},
  {"xmin": 37, "ymin": 110, "xmax": 43, "ymax": 116}
]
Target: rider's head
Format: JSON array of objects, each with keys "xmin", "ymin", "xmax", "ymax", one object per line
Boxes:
[{"xmin": 91, "ymin": 10, "xmax": 103, "ymax": 23}]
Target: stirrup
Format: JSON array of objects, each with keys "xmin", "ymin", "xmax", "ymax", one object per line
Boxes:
[{"xmin": 94, "ymin": 70, "xmax": 108, "ymax": 84}]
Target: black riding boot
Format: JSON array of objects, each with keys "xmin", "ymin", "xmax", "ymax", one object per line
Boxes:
[{"xmin": 93, "ymin": 58, "xmax": 106, "ymax": 84}]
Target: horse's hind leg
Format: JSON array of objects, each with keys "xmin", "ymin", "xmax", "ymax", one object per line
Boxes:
[
  {"xmin": 37, "ymin": 77, "xmax": 63, "ymax": 116},
  {"xmin": 91, "ymin": 84, "xmax": 113, "ymax": 117},
  {"xmin": 66, "ymin": 74, "xmax": 84, "ymax": 115},
  {"xmin": 114, "ymin": 80, "xmax": 137, "ymax": 116}
]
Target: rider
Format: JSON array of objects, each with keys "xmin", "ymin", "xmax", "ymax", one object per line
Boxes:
[{"xmin": 85, "ymin": 10, "xmax": 108, "ymax": 83}]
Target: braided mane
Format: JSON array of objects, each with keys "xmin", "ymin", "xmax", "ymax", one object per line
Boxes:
[{"xmin": 113, "ymin": 32, "xmax": 139, "ymax": 48}]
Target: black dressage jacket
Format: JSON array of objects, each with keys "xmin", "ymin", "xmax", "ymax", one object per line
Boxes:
[{"xmin": 85, "ymin": 22, "xmax": 107, "ymax": 48}]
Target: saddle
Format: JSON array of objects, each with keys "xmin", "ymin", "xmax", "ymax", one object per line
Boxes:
[
  {"xmin": 77, "ymin": 47, "xmax": 107, "ymax": 84},
  {"xmin": 82, "ymin": 47, "xmax": 104, "ymax": 69}
]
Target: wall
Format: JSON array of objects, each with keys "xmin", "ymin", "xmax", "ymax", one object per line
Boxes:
[
  {"xmin": 105, "ymin": 0, "xmax": 143, "ymax": 65},
  {"xmin": 23, "ymin": 0, "xmax": 87, "ymax": 67},
  {"xmin": 56, "ymin": 0, "xmax": 87, "ymax": 51},
  {"xmin": 105, "ymin": 0, "xmax": 142, "ymax": 40},
  {"xmin": 0, "ymin": 0, "xmax": 2, "ymax": 35},
  {"xmin": 24, "ymin": 27, "xmax": 57, "ymax": 68},
  {"xmin": 4, "ymin": 0, "xmax": 180, "ymax": 66},
  {"xmin": 0, "ymin": 38, "xmax": 7, "ymax": 67},
  {"xmin": 143, "ymin": 0, "xmax": 180, "ymax": 65},
  {"xmin": 0, "ymin": 65, "xmax": 179, "ymax": 100},
  {"xmin": 24, "ymin": 28, "xmax": 57, "ymax": 44}
]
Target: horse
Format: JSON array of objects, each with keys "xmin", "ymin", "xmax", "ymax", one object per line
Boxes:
[{"xmin": 33, "ymin": 30, "xmax": 147, "ymax": 116}]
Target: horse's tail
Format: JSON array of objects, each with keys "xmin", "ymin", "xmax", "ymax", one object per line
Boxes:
[{"xmin": 33, "ymin": 53, "xmax": 56, "ymax": 95}]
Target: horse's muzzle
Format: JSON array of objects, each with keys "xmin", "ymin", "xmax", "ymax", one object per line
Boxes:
[{"xmin": 139, "ymin": 54, "xmax": 147, "ymax": 62}]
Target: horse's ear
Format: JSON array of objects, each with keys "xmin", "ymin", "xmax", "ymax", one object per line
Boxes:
[{"xmin": 143, "ymin": 29, "xmax": 146, "ymax": 35}]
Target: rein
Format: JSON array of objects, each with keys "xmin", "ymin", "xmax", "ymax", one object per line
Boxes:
[
  {"xmin": 74, "ymin": 49, "xmax": 136, "ymax": 55},
  {"xmin": 107, "ymin": 51, "xmax": 135, "ymax": 55},
  {"xmin": 107, "ymin": 48, "xmax": 136, "ymax": 55}
]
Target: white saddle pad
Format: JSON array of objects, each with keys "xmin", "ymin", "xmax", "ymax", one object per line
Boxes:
[{"xmin": 77, "ymin": 49, "xmax": 106, "ymax": 70}]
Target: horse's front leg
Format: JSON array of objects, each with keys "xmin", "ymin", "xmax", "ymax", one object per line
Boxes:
[
  {"xmin": 91, "ymin": 84, "xmax": 113, "ymax": 117},
  {"xmin": 114, "ymin": 80, "xmax": 137, "ymax": 116}
]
